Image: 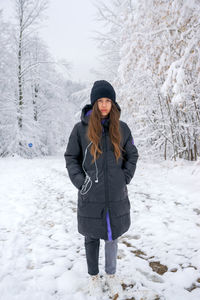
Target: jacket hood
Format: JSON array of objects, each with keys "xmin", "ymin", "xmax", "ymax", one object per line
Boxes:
[{"xmin": 80, "ymin": 102, "xmax": 121, "ymax": 125}]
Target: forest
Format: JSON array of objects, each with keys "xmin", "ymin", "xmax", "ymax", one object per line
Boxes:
[{"xmin": 0, "ymin": 0, "xmax": 199, "ymax": 161}]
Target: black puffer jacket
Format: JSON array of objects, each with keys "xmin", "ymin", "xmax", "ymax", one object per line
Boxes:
[{"xmin": 64, "ymin": 102, "xmax": 139, "ymax": 240}]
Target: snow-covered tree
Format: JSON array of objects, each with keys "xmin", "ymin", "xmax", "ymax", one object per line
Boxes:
[
  {"xmin": 92, "ymin": 0, "xmax": 129, "ymax": 81},
  {"xmin": 0, "ymin": 2, "xmax": 84, "ymax": 158},
  {"xmin": 0, "ymin": 11, "xmax": 17, "ymax": 156},
  {"xmin": 13, "ymin": 0, "xmax": 49, "ymax": 156},
  {"xmin": 93, "ymin": 0, "xmax": 200, "ymax": 161}
]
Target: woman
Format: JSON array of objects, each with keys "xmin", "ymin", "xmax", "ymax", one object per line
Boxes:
[{"xmin": 64, "ymin": 80, "xmax": 139, "ymax": 298}]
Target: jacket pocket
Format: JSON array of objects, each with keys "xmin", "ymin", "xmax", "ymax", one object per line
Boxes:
[
  {"xmin": 78, "ymin": 190, "xmax": 88, "ymax": 208},
  {"xmin": 121, "ymin": 168, "xmax": 127, "ymax": 185},
  {"xmin": 110, "ymin": 199, "xmax": 130, "ymax": 217},
  {"xmin": 123, "ymin": 185, "xmax": 128, "ymax": 199},
  {"xmin": 79, "ymin": 174, "xmax": 93, "ymax": 196}
]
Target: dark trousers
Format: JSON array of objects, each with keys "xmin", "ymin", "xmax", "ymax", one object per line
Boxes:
[{"xmin": 84, "ymin": 235, "xmax": 118, "ymax": 276}]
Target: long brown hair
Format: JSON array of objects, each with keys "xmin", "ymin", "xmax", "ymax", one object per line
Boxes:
[{"xmin": 87, "ymin": 100, "xmax": 125, "ymax": 163}]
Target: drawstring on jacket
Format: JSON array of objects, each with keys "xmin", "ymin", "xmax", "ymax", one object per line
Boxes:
[
  {"xmin": 80, "ymin": 141, "xmax": 99, "ymax": 195},
  {"xmin": 80, "ymin": 117, "xmax": 108, "ymax": 195}
]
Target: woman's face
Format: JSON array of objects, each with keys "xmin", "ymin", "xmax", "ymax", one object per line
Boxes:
[{"xmin": 97, "ymin": 97, "xmax": 112, "ymax": 118}]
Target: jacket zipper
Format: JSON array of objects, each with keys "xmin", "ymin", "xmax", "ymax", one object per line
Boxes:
[{"xmin": 103, "ymin": 130, "xmax": 110, "ymax": 240}]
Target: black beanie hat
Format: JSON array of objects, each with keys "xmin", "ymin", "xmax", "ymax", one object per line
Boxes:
[{"xmin": 90, "ymin": 80, "xmax": 116, "ymax": 107}]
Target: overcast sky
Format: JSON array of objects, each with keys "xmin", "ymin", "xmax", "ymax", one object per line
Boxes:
[{"xmin": 0, "ymin": 0, "xmax": 106, "ymax": 84}]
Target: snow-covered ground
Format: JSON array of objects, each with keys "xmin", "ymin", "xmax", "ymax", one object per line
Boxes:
[{"xmin": 0, "ymin": 155, "xmax": 200, "ymax": 300}]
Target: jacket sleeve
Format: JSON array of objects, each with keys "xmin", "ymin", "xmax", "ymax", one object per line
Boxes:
[
  {"xmin": 64, "ymin": 123, "xmax": 85, "ymax": 190},
  {"xmin": 122, "ymin": 124, "xmax": 139, "ymax": 184}
]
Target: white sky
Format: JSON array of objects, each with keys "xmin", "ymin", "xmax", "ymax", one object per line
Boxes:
[{"xmin": 0, "ymin": 0, "xmax": 106, "ymax": 84}]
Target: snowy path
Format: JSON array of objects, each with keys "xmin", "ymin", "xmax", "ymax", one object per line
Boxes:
[{"xmin": 0, "ymin": 156, "xmax": 200, "ymax": 300}]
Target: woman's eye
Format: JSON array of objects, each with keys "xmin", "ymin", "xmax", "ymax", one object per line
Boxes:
[{"xmin": 98, "ymin": 99, "xmax": 111, "ymax": 104}]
